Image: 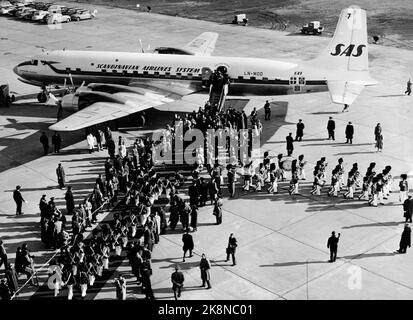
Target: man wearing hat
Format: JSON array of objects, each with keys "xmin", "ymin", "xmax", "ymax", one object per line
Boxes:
[
  {"xmin": 327, "ymin": 231, "xmax": 341, "ymax": 262},
  {"xmin": 327, "ymin": 117, "xmax": 335, "ymax": 140},
  {"xmin": 13, "ymin": 185, "xmax": 26, "ymax": 216},
  {"xmin": 403, "ymin": 195, "xmax": 413, "ymax": 223},
  {"xmin": 295, "ymin": 119, "xmax": 305, "ymax": 141},
  {"xmin": 345, "ymin": 121, "xmax": 354, "ymax": 144},
  {"xmin": 398, "ymin": 224, "xmax": 411, "ymax": 254},
  {"xmin": 56, "ymin": 163, "xmax": 66, "ymax": 189},
  {"xmin": 171, "ymin": 265, "xmax": 184, "ymax": 300}
]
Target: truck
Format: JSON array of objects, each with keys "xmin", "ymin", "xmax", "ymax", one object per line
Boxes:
[{"xmin": 301, "ymin": 21, "xmax": 324, "ymax": 35}]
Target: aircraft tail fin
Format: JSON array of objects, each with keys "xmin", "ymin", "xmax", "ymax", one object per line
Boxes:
[
  {"xmin": 313, "ymin": 6, "xmax": 369, "ymax": 72},
  {"xmin": 310, "ymin": 6, "xmax": 377, "ymax": 104}
]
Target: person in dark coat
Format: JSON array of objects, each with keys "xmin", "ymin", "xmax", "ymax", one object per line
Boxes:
[
  {"xmin": 40, "ymin": 131, "xmax": 49, "ymax": 155},
  {"xmin": 327, "ymin": 117, "xmax": 335, "ymax": 140},
  {"xmin": 199, "ymin": 177, "xmax": 208, "ymax": 206},
  {"xmin": 65, "ymin": 186, "xmax": 75, "ymax": 214},
  {"xmin": 190, "ymin": 205, "xmax": 198, "ymax": 231},
  {"xmin": 107, "ymin": 138, "xmax": 116, "ymax": 159},
  {"xmin": 213, "ymin": 198, "xmax": 223, "ymax": 225},
  {"xmin": 56, "ymin": 163, "xmax": 66, "ymax": 189},
  {"xmin": 295, "ymin": 119, "xmax": 305, "ymax": 141},
  {"xmin": 0, "ymin": 240, "xmax": 8, "ymax": 270},
  {"xmin": 227, "ymin": 165, "xmax": 235, "ymax": 198},
  {"xmin": 39, "ymin": 194, "xmax": 48, "ymax": 220},
  {"xmin": 5, "ymin": 263, "xmax": 19, "ymax": 295},
  {"xmin": 286, "ymin": 132, "xmax": 294, "ymax": 156},
  {"xmin": 182, "ymin": 230, "xmax": 194, "ymax": 262},
  {"xmin": 345, "ymin": 122, "xmax": 354, "ymax": 144},
  {"xmin": 199, "ymin": 253, "xmax": 211, "ymax": 289},
  {"xmin": 158, "ymin": 208, "xmax": 167, "ymax": 234},
  {"xmin": 226, "ymin": 233, "xmax": 238, "ymax": 266},
  {"xmin": 188, "ymin": 181, "xmax": 199, "ymax": 206},
  {"xmin": 171, "ymin": 265, "xmax": 184, "ymax": 300},
  {"xmin": 13, "ymin": 185, "xmax": 25, "ymax": 216},
  {"xmin": 398, "ymin": 224, "xmax": 411, "ymax": 253},
  {"xmin": 327, "ymin": 231, "xmax": 340, "ymax": 262},
  {"xmin": 403, "ymin": 195, "xmax": 413, "ymax": 223},
  {"xmin": 264, "ymin": 100, "xmax": 271, "ymax": 120},
  {"xmin": 0, "ymin": 279, "xmax": 11, "ymax": 300},
  {"xmin": 51, "ymin": 132, "xmax": 62, "ymax": 153},
  {"xmin": 141, "ymin": 259, "xmax": 155, "ymax": 300}
]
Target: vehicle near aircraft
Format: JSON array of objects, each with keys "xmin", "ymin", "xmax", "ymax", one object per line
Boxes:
[
  {"xmin": 13, "ymin": 6, "xmax": 377, "ymax": 132},
  {"xmin": 301, "ymin": 21, "xmax": 324, "ymax": 35},
  {"xmin": 71, "ymin": 9, "xmax": 95, "ymax": 21}
]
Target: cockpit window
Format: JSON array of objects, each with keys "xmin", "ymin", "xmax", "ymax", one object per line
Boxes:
[{"xmin": 31, "ymin": 59, "xmax": 38, "ymax": 66}]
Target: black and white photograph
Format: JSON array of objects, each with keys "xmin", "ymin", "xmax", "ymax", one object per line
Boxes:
[{"xmin": 0, "ymin": 0, "xmax": 412, "ymax": 310}]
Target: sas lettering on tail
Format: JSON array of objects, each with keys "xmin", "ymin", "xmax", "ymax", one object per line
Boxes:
[{"xmin": 330, "ymin": 44, "xmax": 366, "ymax": 57}]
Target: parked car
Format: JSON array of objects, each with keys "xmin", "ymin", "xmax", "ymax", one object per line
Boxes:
[
  {"xmin": 71, "ymin": 9, "xmax": 95, "ymax": 21},
  {"xmin": 10, "ymin": 5, "xmax": 27, "ymax": 16},
  {"xmin": 15, "ymin": 7, "xmax": 34, "ymax": 18},
  {"xmin": 47, "ymin": 12, "xmax": 70, "ymax": 24},
  {"xmin": 0, "ymin": 1, "xmax": 12, "ymax": 8},
  {"xmin": 66, "ymin": 7, "xmax": 82, "ymax": 15},
  {"xmin": 22, "ymin": 7, "xmax": 37, "ymax": 19},
  {"xmin": 31, "ymin": 9, "xmax": 48, "ymax": 20},
  {"xmin": 0, "ymin": 4, "xmax": 15, "ymax": 14},
  {"xmin": 48, "ymin": 4, "xmax": 66, "ymax": 14}
]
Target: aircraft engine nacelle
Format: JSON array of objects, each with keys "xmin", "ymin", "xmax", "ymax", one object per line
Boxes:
[{"xmin": 61, "ymin": 93, "xmax": 80, "ymax": 112}]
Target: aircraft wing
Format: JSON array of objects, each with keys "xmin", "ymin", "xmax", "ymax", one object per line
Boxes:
[
  {"xmin": 49, "ymin": 83, "xmax": 201, "ymax": 131},
  {"xmin": 182, "ymin": 32, "xmax": 219, "ymax": 56},
  {"xmin": 327, "ymin": 80, "xmax": 366, "ymax": 105}
]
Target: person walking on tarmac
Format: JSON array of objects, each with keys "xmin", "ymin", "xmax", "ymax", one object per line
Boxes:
[
  {"xmin": 40, "ymin": 131, "xmax": 49, "ymax": 156},
  {"xmin": 56, "ymin": 163, "xmax": 66, "ymax": 189},
  {"xmin": 327, "ymin": 117, "xmax": 336, "ymax": 141},
  {"xmin": 405, "ymin": 78, "xmax": 411, "ymax": 96},
  {"xmin": 171, "ymin": 265, "xmax": 184, "ymax": 300},
  {"xmin": 199, "ymin": 253, "xmax": 212, "ymax": 289},
  {"xmin": 397, "ymin": 224, "xmax": 411, "ymax": 254},
  {"xmin": 52, "ymin": 132, "xmax": 62, "ymax": 153},
  {"xmin": 327, "ymin": 231, "xmax": 341, "ymax": 262},
  {"xmin": 182, "ymin": 230, "xmax": 194, "ymax": 262},
  {"xmin": 264, "ymin": 100, "xmax": 271, "ymax": 120},
  {"xmin": 226, "ymin": 233, "xmax": 238, "ymax": 266}
]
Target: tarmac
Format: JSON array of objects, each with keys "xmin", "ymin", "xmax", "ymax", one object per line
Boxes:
[{"xmin": 1, "ymin": 1, "xmax": 413, "ymax": 300}]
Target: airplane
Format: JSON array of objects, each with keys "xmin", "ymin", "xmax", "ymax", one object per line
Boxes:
[{"xmin": 13, "ymin": 5, "xmax": 377, "ymax": 132}]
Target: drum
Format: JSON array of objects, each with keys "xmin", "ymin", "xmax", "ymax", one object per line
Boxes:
[{"xmin": 281, "ymin": 159, "xmax": 292, "ymax": 171}]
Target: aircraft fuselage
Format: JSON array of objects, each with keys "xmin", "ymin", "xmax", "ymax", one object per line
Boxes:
[{"xmin": 14, "ymin": 50, "xmax": 328, "ymax": 96}]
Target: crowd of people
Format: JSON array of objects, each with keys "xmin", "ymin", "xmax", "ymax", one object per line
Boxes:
[{"xmin": 1, "ymin": 95, "xmax": 411, "ymax": 301}]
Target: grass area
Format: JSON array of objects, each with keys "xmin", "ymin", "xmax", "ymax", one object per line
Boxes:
[{"xmin": 71, "ymin": 0, "xmax": 413, "ymax": 50}]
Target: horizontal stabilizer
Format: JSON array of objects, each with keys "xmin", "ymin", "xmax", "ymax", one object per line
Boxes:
[{"xmin": 327, "ymin": 80, "xmax": 365, "ymax": 105}]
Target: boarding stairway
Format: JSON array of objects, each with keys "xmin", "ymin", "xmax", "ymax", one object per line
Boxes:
[{"xmin": 208, "ymin": 66, "xmax": 230, "ymax": 112}]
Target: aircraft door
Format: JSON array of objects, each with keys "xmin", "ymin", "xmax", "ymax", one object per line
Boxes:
[{"xmin": 201, "ymin": 67, "xmax": 213, "ymax": 88}]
